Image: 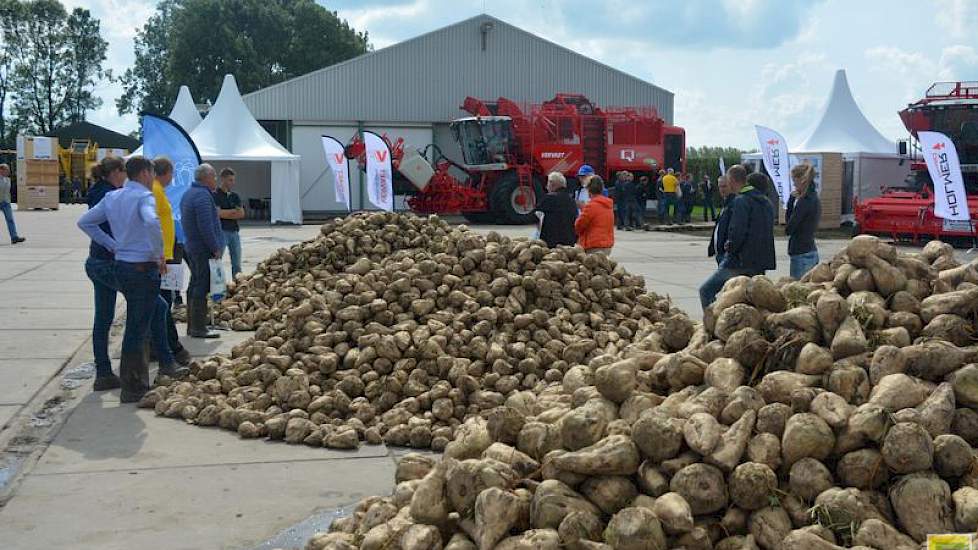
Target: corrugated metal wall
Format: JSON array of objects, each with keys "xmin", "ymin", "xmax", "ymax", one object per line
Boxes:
[{"xmin": 244, "ymin": 15, "xmax": 674, "ymax": 125}]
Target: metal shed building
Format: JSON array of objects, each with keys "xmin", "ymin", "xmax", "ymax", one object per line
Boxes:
[{"xmin": 243, "ymin": 13, "xmax": 674, "ymax": 213}]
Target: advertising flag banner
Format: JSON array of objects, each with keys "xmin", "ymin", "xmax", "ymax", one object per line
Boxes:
[
  {"xmin": 719, "ymin": 156, "xmax": 726, "ymax": 177},
  {"xmin": 755, "ymin": 125, "xmax": 792, "ymax": 206},
  {"xmin": 919, "ymin": 131, "xmax": 970, "ymax": 222},
  {"xmin": 363, "ymin": 131, "xmax": 394, "ymax": 212},
  {"xmin": 322, "ymin": 136, "xmax": 351, "ymax": 211},
  {"xmin": 140, "ymin": 113, "xmax": 202, "ymax": 234}
]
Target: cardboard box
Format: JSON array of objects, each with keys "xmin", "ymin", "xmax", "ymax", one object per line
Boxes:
[
  {"xmin": 16, "ymin": 136, "xmax": 56, "ymax": 160},
  {"xmin": 17, "ymin": 184, "xmax": 59, "ymax": 210}
]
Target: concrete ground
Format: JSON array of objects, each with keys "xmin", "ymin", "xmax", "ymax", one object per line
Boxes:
[{"xmin": 0, "ymin": 204, "xmax": 865, "ymax": 549}]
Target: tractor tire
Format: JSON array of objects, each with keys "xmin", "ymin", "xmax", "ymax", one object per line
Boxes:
[
  {"xmin": 490, "ymin": 173, "xmax": 544, "ymax": 225},
  {"xmin": 462, "ymin": 211, "xmax": 495, "ymax": 225}
]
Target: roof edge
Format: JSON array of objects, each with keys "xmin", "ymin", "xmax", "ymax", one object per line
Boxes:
[{"xmin": 243, "ymin": 13, "xmax": 673, "ymax": 102}]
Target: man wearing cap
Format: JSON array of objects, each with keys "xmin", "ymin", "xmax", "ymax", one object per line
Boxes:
[{"xmin": 574, "ymin": 164, "xmax": 609, "ymax": 209}]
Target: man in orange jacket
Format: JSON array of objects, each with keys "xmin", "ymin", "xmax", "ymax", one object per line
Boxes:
[{"xmin": 574, "ymin": 176, "xmax": 615, "ymax": 255}]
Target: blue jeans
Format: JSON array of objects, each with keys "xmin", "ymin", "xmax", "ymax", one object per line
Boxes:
[
  {"xmin": 115, "ymin": 262, "xmax": 164, "ymax": 356},
  {"xmin": 790, "ymin": 249, "xmax": 820, "ymax": 280},
  {"xmin": 661, "ymin": 193, "xmax": 677, "ymax": 223},
  {"xmin": 702, "ymin": 193, "xmax": 717, "ymax": 221},
  {"xmin": 699, "ymin": 267, "xmax": 760, "ymax": 310},
  {"xmin": 1, "ymin": 201, "xmax": 19, "ymax": 241},
  {"xmin": 87, "ymin": 258, "xmax": 173, "ymax": 371},
  {"xmin": 224, "ymin": 230, "xmax": 241, "ymax": 277}
]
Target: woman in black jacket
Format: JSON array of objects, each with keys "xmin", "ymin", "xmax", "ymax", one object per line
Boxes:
[{"xmin": 785, "ymin": 164, "xmax": 821, "ymax": 279}]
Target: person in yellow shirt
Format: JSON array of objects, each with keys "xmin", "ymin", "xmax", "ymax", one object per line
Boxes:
[
  {"xmin": 660, "ymin": 168, "xmax": 679, "ymax": 224},
  {"xmin": 152, "ymin": 157, "xmax": 191, "ymax": 368}
]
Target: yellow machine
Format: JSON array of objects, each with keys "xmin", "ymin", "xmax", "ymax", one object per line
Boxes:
[{"xmin": 57, "ymin": 139, "xmax": 98, "ymax": 193}]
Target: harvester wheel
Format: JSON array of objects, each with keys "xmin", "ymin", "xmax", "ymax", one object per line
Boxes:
[{"xmin": 490, "ymin": 173, "xmax": 543, "ymax": 225}]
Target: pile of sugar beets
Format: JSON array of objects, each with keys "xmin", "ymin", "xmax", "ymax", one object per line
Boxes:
[
  {"xmin": 296, "ymin": 235, "xmax": 978, "ymax": 550},
  {"xmin": 140, "ymin": 212, "xmax": 684, "ymax": 450}
]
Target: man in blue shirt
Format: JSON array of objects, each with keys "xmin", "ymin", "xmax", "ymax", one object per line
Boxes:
[
  {"xmin": 181, "ymin": 164, "xmax": 226, "ymax": 339},
  {"xmin": 78, "ymin": 156, "xmax": 168, "ymax": 403}
]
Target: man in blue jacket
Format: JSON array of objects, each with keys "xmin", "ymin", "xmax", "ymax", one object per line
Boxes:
[
  {"xmin": 698, "ymin": 166, "xmax": 776, "ymax": 309},
  {"xmin": 181, "ymin": 164, "xmax": 225, "ymax": 339}
]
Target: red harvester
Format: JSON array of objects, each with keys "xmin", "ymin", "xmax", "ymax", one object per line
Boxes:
[
  {"xmin": 855, "ymin": 81, "xmax": 978, "ymax": 243},
  {"xmin": 348, "ymin": 93, "xmax": 685, "ymax": 224}
]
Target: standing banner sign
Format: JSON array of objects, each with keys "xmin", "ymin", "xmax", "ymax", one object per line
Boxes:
[
  {"xmin": 719, "ymin": 156, "xmax": 726, "ymax": 177},
  {"xmin": 363, "ymin": 131, "xmax": 394, "ymax": 212},
  {"xmin": 321, "ymin": 136, "xmax": 351, "ymax": 211},
  {"xmin": 140, "ymin": 112, "xmax": 202, "ymax": 243},
  {"xmin": 919, "ymin": 131, "xmax": 970, "ymax": 224},
  {"xmin": 755, "ymin": 125, "xmax": 792, "ymax": 206}
]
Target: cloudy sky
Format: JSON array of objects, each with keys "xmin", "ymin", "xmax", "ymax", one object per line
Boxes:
[{"xmin": 73, "ymin": 0, "xmax": 977, "ymax": 149}]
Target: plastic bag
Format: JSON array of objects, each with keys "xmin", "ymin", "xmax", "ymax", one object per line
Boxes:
[{"xmin": 209, "ymin": 258, "xmax": 227, "ymax": 299}]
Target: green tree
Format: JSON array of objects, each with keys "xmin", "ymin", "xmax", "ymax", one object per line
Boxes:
[
  {"xmin": 116, "ymin": 0, "xmax": 177, "ymax": 116},
  {"xmin": 0, "ymin": 0, "xmax": 20, "ymax": 146},
  {"xmin": 5, "ymin": 0, "xmax": 109, "ymax": 133},
  {"xmin": 118, "ymin": 0, "xmax": 369, "ymax": 116}
]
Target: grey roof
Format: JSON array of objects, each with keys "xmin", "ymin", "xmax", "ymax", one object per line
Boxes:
[{"xmin": 243, "ymin": 14, "xmax": 674, "ymax": 124}]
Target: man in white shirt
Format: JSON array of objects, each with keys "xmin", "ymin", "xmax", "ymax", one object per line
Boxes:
[{"xmin": 78, "ymin": 156, "xmax": 166, "ymax": 403}]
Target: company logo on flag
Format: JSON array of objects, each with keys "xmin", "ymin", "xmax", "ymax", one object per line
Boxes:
[
  {"xmin": 920, "ymin": 131, "xmax": 969, "ymax": 222},
  {"xmin": 322, "ymin": 136, "xmax": 351, "ymax": 212},
  {"xmin": 363, "ymin": 131, "xmax": 394, "ymax": 212},
  {"xmin": 755, "ymin": 125, "xmax": 792, "ymax": 207}
]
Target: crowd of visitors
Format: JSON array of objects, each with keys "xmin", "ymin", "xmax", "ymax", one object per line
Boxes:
[{"xmin": 76, "ymin": 156, "xmax": 245, "ymax": 402}]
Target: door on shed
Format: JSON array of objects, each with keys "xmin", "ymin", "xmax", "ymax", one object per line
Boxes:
[{"xmin": 291, "ymin": 124, "xmax": 433, "ymax": 213}]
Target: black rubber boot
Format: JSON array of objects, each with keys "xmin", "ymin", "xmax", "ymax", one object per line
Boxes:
[
  {"xmin": 119, "ymin": 351, "xmax": 150, "ymax": 403},
  {"xmin": 188, "ymin": 297, "xmax": 219, "ymax": 339},
  {"xmin": 184, "ymin": 298, "xmax": 196, "ymax": 337},
  {"xmin": 155, "ymin": 362, "xmax": 190, "ymax": 385},
  {"xmin": 173, "ymin": 347, "xmax": 192, "ymax": 366},
  {"xmin": 93, "ymin": 374, "xmax": 121, "ymax": 391}
]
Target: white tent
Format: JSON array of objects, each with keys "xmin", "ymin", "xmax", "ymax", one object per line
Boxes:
[
  {"xmin": 190, "ymin": 74, "xmax": 302, "ymax": 224},
  {"xmin": 795, "ymin": 69, "xmax": 895, "ymax": 154},
  {"xmin": 169, "ymin": 85, "xmax": 203, "ymax": 133},
  {"xmin": 744, "ymin": 69, "xmax": 910, "ymax": 223}
]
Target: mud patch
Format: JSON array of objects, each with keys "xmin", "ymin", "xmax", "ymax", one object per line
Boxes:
[{"xmin": 250, "ymin": 504, "xmax": 356, "ymax": 550}]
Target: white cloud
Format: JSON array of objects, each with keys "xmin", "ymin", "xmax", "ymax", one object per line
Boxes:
[
  {"xmin": 939, "ymin": 45, "xmax": 978, "ymax": 81},
  {"xmin": 935, "ymin": 0, "xmax": 978, "ymax": 40}
]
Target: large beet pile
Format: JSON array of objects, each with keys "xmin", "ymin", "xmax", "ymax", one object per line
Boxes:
[
  {"xmin": 302, "ymin": 236, "xmax": 978, "ymax": 550},
  {"xmin": 140, "ymin": 212, "xmax": 685, "ymax": 450}
]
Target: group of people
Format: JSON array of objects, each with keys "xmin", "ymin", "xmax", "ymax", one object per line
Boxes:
[
  {"xmin": 535, "ymin": 164, "xmax": 615, "ymax": 254},
  {"xmin": 534, "ymin": 160, "xmax": 823, "ymax": 312},
  {"xmin": 77, "ymin": 155, "xmax": 243, "ymax": 402},
  {"xmin": 655, "ymin": 169, "xmax": 720, "ymax": 225},
  {"xmin": 0, "ymin": 163, "xmax": 26, "ymax": 244},
  {"xmin": 698, "ymin": 163, "xmax": 821, "ymax": 310}
]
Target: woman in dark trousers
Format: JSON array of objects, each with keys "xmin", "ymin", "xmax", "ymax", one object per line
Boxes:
[
  {"xmin": 785, "ymin": 164, "xmax": 822, "ymax": 279},
  {"xmin": 534, "ymin": 172, "xmax": 578, "ymax": 247}
]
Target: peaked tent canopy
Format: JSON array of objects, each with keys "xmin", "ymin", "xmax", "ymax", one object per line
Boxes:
[
  {"xmin": 796, "ymin": 69, "xmax": 895, "ymax": 154},
  {"xmin": 190, "ymin": 75, "xmax": 301, "ymax": 224},
  {"xmin": 169, "ymin": 86, "xmax": 203, "ymax": 133}
]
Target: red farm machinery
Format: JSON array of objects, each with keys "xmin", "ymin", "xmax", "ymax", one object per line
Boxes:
[
  {"xmin": 855, "ymin": 81, "xmax": 978, "ymax": 243},
  {"xmin": 348, "ymin": 93, "xmax": 685, "ymax": 224}
]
